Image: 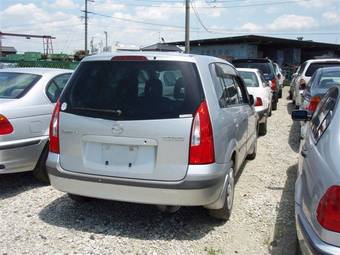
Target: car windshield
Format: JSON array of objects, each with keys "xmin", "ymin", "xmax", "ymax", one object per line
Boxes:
[
  {"xmin": 305, "ymin": 62, "xmax": 340, "ymax": 77},
  {"xmin": 62, "ymin": 60, "xmax": 204, "ymax": 121},
  {"xmin": 239, "ymin": 71, "xmax": 259, "ymax": 87},
  {"xmin": 233, "ymin": 62, "xmax": 272, "ymax": 77},
  {"xmin": 0, "ymin": 72, "xmax": 41, "ymax": 99},
  {"xmin": 316, "ymin": 70, "xmax": 340, "ymax": 89}
]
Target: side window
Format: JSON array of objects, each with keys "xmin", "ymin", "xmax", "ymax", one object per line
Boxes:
[
  {"xmin": 299, "ymin": 62, "xmax": 307, "ymax": 75},
  {"xmin": 46, "ymin": 73, "xmax": 72, "ymax": 103},
  {"xmin": 233, "ymin": 76, "xmax": 247, "ymax": 104},
  {"xmin": 223, "ymin": 75, "xmax": 240, "ymax": 105},
  {"xmin": 209, "ymin": 63, "xmax": 229, "ymax": 108},
  {"xmin": 310, "ymin": 88, "xmax": 338, "ymax": 142}
]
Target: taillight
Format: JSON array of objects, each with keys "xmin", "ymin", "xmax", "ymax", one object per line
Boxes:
[
  {"xmin": 307, "ymin": 96, "xmax": 321, "ymax": 112},
  {"xmin": 317, "ymin": 186, "xmax": 340, "ymax": 233},
  {"xmin": 271, "ymin": 79, "xmax": 277, "ymax": 91},
  {"xmin": 0, "ymin": 114, "xmax": 14, "ymax": 135},
  {"xmin": 189, "ymin": 101, "xmax": 215, "ymax": 165},
  {"xmin": 49, "ymin": 100, "xmax": 61, "ymax": 154},
  {"xmin": 255, "ymin": 97, "xmax": 263, "ymax": 107},
  {"xmin": 299, "ymin": 79, "xmax": 306, "ymax": 90}
]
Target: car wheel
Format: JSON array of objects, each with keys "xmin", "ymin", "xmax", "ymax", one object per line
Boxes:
[
  {"xmin": 258, "ymin": 119, "xmax": 267, "ymax": 136},
  {"xmin": 247, "ymin": 134, "xmax": 257, "ymax": 160},
  {"xmin": 208, "ymin": 165, "xmax": 235, "ymax": 221},
  {"xmin": 33, "ymin": 145, "xmax": 50, "ymax": 184},
  {"xmin": 68, "ymin": 193, "xmax": 92, "ymax": 203},
  {"xmin": 156, "ymin": 205, "xmax": 181, "ymax": 214},
  {"xmin": 272, "ymin": 100, "xmax": 278, "ymax": 110}
]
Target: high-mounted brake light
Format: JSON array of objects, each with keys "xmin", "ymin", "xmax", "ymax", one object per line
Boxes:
[
  {"xmin": 317, "ymin": 186, "xmax": 340, "ymax": 233},
  {"xmin": 255, "ymin": 97, "xmax": 263, "ymax": 107},
  {"xmin": 49, "ymin": 100, "xmax": 61, "ymax": 154},
  {"xmin": 111, "ymin": 56, "xmax": 148, "ymax": 61},
  {"xmin": 0, "ymin": 114, "xmax": 14, "ymax": 135},
  {"xmin": 307, "ymin": 96, "xmax": 321, "ymax": 112},
  {"xmin": 189, "ymin": 101, "xmax": 215, "ymax": 165}
]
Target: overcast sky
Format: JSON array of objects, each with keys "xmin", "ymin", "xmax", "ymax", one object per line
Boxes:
[{"xmin": 1, "ymin": 0, "xmax": 340, "ymax": 54}]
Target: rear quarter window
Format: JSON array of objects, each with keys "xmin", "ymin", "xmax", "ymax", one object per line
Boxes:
[
  {"xmin": 306, "ymin": 62, "xmax": 340, "ymax": 77},
  {"xmin": 61, "ymin": 61, "xmax": 204, "ymax": 120},
  {"xmin": 0, "ymin": 72, "xmax": 41, "ymax": 99}
]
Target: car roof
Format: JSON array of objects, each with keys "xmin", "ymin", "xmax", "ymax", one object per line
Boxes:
[
  {"xmin": 232, "ymin": 58, "xmax": 272, "ymax": 63},
  {"xmin": 317, "ymin": 66, "xmax": 340, "ymax": 73},
  {"xmin": 82, "ymin": 51, "xmax": 226, "ymax": 64},
  {"xmin": 0, "ymin": 67, "xmax": 73, "ymax": 75},
  {"xmin": 236, "ymin": 68, "xmax": 260, "ymax": 73},
  {"xmin": 304, "ymin": 59, "xmax": 340, "ymax": 64}
]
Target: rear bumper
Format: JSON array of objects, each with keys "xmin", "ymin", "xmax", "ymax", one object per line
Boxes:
[
  {"xmin": 296, "ymin": 203, "xmax": 340, "ymax": 255},
  {"xmin": 0, "ymin": 137, "xmax": 47, "ymax": 174},
  {"xmin": 47, "ymin": 153, "xmax": 229, "ymax": 206}
]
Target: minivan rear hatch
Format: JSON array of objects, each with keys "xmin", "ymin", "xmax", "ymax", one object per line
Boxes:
[{"xmin": 58, "ymin": 58, "xmax": 204, "ymax": 181}]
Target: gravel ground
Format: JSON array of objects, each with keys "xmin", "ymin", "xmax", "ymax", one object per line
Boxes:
[{"xmin": 0, "ymin": 87, "xmax": 300, "ymax": 255}]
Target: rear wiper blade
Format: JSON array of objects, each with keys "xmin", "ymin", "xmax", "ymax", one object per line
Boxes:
[{"xmin": 71, "ymin": 107, "xmax": 123, "ymax": 116}]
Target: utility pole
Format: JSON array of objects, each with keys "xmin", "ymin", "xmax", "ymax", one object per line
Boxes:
[
  {"xmin": 185, "ymin": 0, "xmax": 190, "ymax": 53},
  {"xmin": 84, "ymin": 0, "xmax": 94, "ymax": 55},
  {"xmin": 104, "ymin": 31, "xmax": 108, "ymax": 52}
]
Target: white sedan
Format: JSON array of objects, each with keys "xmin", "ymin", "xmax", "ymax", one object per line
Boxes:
[
  {"xmin": 238, "ymin": 68, "xmax": 272, "ymax": 136},
  {"xmin": 0, "ymin": 68, "xmax": 72, "ymax": 183}
]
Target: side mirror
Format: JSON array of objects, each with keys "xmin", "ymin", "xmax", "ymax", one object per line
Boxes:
[
  {"xmin": 249, "ymin": 94, "xmax": 255, "ymax": 106},
  {"xmin": 291, "ymin": 110, "xmax": 311, "ymax": 121}
]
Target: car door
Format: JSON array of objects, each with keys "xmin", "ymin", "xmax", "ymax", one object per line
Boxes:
[
  {"xmin": 233, "ymin": 74, "xmax": 257, "ymax": 154},
  {"xmin": 215, "ymin": 63, "xmax": 249, "ymax": 166}
]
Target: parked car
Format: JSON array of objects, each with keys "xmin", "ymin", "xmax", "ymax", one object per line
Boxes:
[
  {"xmin": 232, "ymin": 58, "xmax": 279, "ymax": 111},
  {"xmin": 0, "ymin": 68, "xmax": 72, "ymax": 182},
  {"xmin": 302, "ymin": 67, "xmax": 340, "ymax": 112},
  {"xmin": 299, "ymin": 67, "xmax": 340, "ymax": 139},
  {"xmin": 274, "ymin": 63, "xmax": 285, "ymax": 98},
  {"xmin": 292, "ymin": 59, "xmax": 340, "ymax": 108},
  {"xmin": 289, "ymin": 65, "xmax": 301, "ymax": 101},
  {"xmin": 292, "ymin": 86, "xmax": 340, "ymax": 255},
  {"xmin": 46, "ymin": 52, "xmax": 258, "ymax": 220},
  {"xmin": 237, "ymin": 68, "xmax": 272, "ymax": 136}
]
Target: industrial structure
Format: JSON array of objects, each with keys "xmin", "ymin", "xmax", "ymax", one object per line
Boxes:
[{"xmin": 172, "ymin": 35, "xmax": 340, "ymax": 66}]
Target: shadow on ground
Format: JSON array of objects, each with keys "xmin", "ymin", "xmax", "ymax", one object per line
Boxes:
[
  {"xmin": 287, "ymin": 102, "xmax": 301, "ymax": 153},
  {"xmin": 269, "ymin": 164, "xmax": 298, "ymax": 255},
  {"xmin": 0, "ymin": 172, "xmax": 44, "ymax": 200},
  {"xmin": 39, "ymin": 195, "xmax": 224, "ymax": 241}
]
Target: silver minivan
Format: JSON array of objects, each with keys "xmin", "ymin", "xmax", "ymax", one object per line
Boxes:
[{"xmin": 47, "ymin": 52, "xmax": 258, "ymax": 220}]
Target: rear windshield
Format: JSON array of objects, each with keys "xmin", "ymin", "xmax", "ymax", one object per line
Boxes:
[
  {"xmin": 306, "ymin": 62, "xmax": 340, "ymax": 77},
  {"xmin": 0, "ymin": 72, "xmax": 41, "ymax": 99},
  {"xmin": 316, "ymin": 70, "xmax": 340, "ymax": 89},
  {"xmin": 233, "ymin": 61, "xmax": 273, "ymax": 78},
  {"xmin": 239, "ymin": 71, "xmax": 259, "ymax": 87},
  {"xmin": 61, "ymin": 61, "xmax": 204, "ymax": 120}
]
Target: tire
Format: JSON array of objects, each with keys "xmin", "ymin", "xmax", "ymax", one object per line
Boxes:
[
  {"xmin": 272, "ymin": 100, "xmax": 278, "ymax": 111},
  {"xmin": 68, "ymin": 193, "xmax": 92, "ymax": 203},
  {"xmin": 258, "ymin": 120, "xmax": 267, "ymax": 136},
  {"xmin": 247, "ymin": 134, "xmax": 257, "ymax": 160},
  {"xmin": 156, "ymin": 205, "xmax": 181, "ymax": 214},
  {"xmin": 208, "ymin": 164, "xmax": 235, "ymax": 221},
  {"xmin": 268, "ymin": 105, "xmax": 272, "ymax": 117},
  {"xmin": 33, "ymin": 145, "xmax": 50, "ymax": 184}
]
